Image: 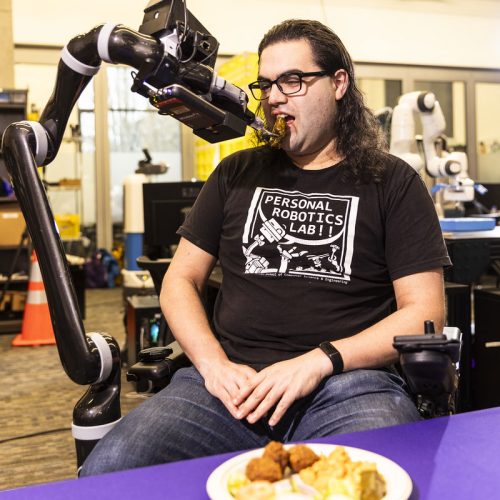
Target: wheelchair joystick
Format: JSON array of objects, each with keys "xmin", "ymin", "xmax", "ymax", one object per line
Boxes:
[
  {"xmin": 127, "ymin": 341, "xmax": 190, "ymax": 393},
  {"xmin": 393, "ymin": 321, "xmax": 462, "ymax": 418}
]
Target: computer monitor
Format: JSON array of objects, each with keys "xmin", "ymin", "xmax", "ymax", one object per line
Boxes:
[{"xmin": 143, "ymin": 181, "xmax": 204, "ymax": 258}]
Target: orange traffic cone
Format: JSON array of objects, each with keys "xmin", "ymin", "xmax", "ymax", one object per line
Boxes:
[{"xmin": 12, "ymin": 251, "xmax": 56, "ymax": 346}]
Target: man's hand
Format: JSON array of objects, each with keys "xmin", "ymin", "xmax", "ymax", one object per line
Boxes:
[
  {"xmin": 201, "ymin": 359, "xmax": 258, "ymax": 419},
  {"xmin": 232, "ymin": 349, "xmax": 332, "ymax": 426}
]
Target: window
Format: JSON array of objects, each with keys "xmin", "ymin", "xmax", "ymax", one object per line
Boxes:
[
  {"xmin": 475, "ymin": 82, "xmax": 500, "ymax": 182},
  {"xmin": 358, "ymin": 78, "xmax": 402, "ymax": 111},
  {"xmin": 78, "ymin": 82, "xmax": 97, "ymax": 230},
  {"xmin": 106, "ymin": 66, "xmax": 182, "ymax": 224}
]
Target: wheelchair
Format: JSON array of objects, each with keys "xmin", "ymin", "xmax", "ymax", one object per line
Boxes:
[{"xmin": 127, "ymin": 256, "xmax": 463, "ymax": 420}]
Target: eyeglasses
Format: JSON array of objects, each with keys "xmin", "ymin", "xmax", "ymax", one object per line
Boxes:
[{"xmin": 248, "ymin": 71, "xmax": 329, "ymax": 101}]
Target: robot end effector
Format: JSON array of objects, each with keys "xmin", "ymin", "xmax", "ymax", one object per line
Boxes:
[
  {"xmin": 40, "ymin": 0, "xmax": 270, "ymax": 154},
  {"xmin": 133, "ymin": 0, "xmax": 271, "ymax": 142},
  {"xmin": 389, "ymin": 91, "xmax": 475, "ymax": 203}
]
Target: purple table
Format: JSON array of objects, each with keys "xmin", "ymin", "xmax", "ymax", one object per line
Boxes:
[{"xmin": 2, "ymin": 407, "xmax": 500, "ymax": 499}]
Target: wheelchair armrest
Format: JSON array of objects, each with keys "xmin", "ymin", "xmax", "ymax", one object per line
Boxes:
[
  {"xmin": 127, "ymin": 341, "xmax": 190, "ymax": 392},
  {"xmin": 393, "ymin": 328, "xmax": 462, "ymax": 418}
]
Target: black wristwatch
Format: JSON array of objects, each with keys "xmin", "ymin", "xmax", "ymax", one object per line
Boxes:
[{"xmin": 319, "ymin": 341, "xmax": 344, "ymax": 375}]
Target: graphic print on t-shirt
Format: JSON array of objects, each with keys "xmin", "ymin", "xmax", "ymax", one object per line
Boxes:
[{"xmin": 242, "ymin": 188, "xmax": 358, "ymax": 283}]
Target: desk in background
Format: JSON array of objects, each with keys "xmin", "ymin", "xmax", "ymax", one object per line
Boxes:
[
  {"xmin": 443, "ymin": 226, "xmax": 500, "ymax": 410},
  {"xmin": 1, "ymin": 406, "xmax": 499, "ymax": 499},
  {"xmin": 443, "ymin": 225, "xmax": 500, "ymax": 284}
]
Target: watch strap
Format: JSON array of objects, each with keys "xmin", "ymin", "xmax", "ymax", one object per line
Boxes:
[{"xmin": 319, "ymin": 341, "xmax": 344, "ymax": 375}]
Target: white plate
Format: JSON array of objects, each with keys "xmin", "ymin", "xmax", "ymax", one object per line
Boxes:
[{"xmin": 206, "ymin": 443, "xmax": 412, "ymax": 500}]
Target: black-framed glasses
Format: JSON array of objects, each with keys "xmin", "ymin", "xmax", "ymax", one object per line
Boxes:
[{"xmin": 248, "ymin": 71, "xmax": 329, "ymax": 100}]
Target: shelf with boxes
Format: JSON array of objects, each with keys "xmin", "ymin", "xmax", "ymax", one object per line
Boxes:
[
  {"xmin": 0, "ymin": 89, "xmax": 27, "ymax": 195},
  {"xmin": 0, "ymin": 198, "xmax": 30, "ymax": 333},
  {"xmin": 0, "ymin": 89, "xmax": 30, "ymax": 332},
  {"xmin": 0, "ymin": 198, "xmax": 86, "ymax": 330},
  {"xmin": 0, "ymin": 275, "xmax": 28, "ymax": 333}
]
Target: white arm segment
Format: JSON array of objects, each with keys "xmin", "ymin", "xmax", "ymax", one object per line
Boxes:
[
  {"xmin": 389, "ymin": 94, "xmax": 424, "ymax": 172},
  {"xmin": 390, "ymin": 91, "xmax": 474, "ymax": 202}
]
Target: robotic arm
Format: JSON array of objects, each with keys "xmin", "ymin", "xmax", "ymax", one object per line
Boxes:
[
  {"xmin": 33, "ymin": 0, "xmax": 268, "ymax": 159},
  {"xmin": 390, "ymin": 91, "xmax": 474, "ymax": 202},
  {"xmin": 0, "ymin": 0, "xmax": 270, "ymax": 469}
]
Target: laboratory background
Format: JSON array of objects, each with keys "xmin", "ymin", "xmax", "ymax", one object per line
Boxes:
[{"xmin": 1, "ymin": 0, "xmax": 500, "ymax": 496}]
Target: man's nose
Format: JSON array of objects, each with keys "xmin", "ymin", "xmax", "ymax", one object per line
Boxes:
[{"xmin": 267, "ymin": 83, "xmax": 286, "ymax": 105}]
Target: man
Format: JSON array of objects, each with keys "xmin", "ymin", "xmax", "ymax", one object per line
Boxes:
[{"xmin": 81, "ymin": 19, "xmax": 450, "ymax": 475}]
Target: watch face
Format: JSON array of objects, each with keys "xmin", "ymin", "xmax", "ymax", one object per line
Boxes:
[
  {"xmin": 320, "ymin": 342, "xmax": 336, "ymax": 355},
  {"xmin": 321, "ymin": 342, "xmax": 335, "ymax": 355},
  {"xmin": 320, "ymin": 342, "xmax": 343, "ymax": 374}
]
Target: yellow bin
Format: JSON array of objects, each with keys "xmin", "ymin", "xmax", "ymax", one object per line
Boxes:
[{"xmin": 55, "ymin": 213, "xmax": 81, "ymax": 239}]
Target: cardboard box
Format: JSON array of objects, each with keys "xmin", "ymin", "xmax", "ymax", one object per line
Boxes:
[
  {"xmin": 0, "ymin": 206, "xmax": 26, "ymax": 247},
  {"xmin": 0, "ymin": 292, "xmax": 10, "ymax": 311},
  {"xmin": 11, "ymin": 291, "xmax": 27, "ymax": 311},
  {"xmin": 0, "ymin": 291, "xmax": 26, "ymax": 312}
]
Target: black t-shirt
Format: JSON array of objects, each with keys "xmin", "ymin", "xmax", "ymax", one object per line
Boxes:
[{"xmin": 178, "ymin": 146, "xmax": 451, "ymax": 369}]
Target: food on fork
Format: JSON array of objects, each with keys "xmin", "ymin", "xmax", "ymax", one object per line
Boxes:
[{"xmin": 269, "ymin": 115, "xmax": 287, "ymax": 148}]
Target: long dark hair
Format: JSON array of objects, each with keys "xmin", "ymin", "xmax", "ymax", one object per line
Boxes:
[{"xmin": 257, "ymin": 19, "xmax": 387, "ymax": 182}]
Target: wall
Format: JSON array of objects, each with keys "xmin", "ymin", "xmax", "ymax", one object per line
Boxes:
[
  {"xmin": 11, "ymin": 0, "xmax": 500, "ymax": 69},
  {"xmin": 14, "ymin": 59, "xmax": 92, "ymax": 223},
  {"xmin": 0, "ymin": 0, "xmax": 13, "ymax": 87},
  {"xmin": 476, "ymin": 82, "xmax": 500, "ymax": 182}
]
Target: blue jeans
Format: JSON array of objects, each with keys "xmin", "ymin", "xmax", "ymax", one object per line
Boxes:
[{"xmin": 80, "ymin": 366, "xmax": 420, "ymax": 476}]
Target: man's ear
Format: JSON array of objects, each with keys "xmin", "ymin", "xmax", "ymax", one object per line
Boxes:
[{"xmin": 333, "ymin": 69, "xmax": 349, "ymax": 100}]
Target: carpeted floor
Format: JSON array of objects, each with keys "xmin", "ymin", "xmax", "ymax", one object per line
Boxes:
[{"xmin": 0, "ymin": 288, "xmax": 149, "ymax": 492}]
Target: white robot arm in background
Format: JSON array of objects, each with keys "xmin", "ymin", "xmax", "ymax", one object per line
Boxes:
[{"xmin": 390, "ymin": 91, "xmax": 475, "ymax": 202}]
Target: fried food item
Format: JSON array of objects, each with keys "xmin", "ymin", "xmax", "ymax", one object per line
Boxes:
[
  {"xmin": 268, "ymin": 115, "xmax": 286, "ymax": 148},
  {"xmin": 234, "ymin": 443, "xmax": 386, "ymax": 500},
  {"xmin": 234, "ymin": 480, "xmax": 275, "ymax": 500},
  {"xmin": 355, "ymin": 462, "xmax": 387, "ymax": 500},
  {"xmin": 288, "ymin": 444, "xmax": 320, "ymax": 473},
  {"xmin": 263, "ymin": 441, "xmax": 290, "ymax": 471},
  {"xmin": 246, "ymin": 456, "xmax": 283, "ymax": 483},
  {"xmin": 298, "ymin": 447, "xmax": 386, "ymax": 500}
]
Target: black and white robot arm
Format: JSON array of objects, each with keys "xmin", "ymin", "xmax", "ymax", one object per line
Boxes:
[
  {"xmin": 1, "ymin": 24, "xmax": 130, "ymax": 467},
  {"xmin": 0, "ymin": 0, "xmax": 269, "ymax": 469},
  {"xmin": 390, "ymin": 90, "xmax": 475, "ymax": 202}
]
